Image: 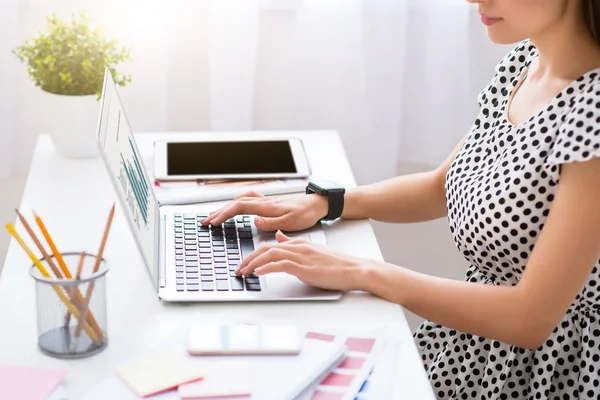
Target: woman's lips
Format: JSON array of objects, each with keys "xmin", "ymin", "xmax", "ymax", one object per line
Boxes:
[{"xmin": 480, "ymin": 15, "xmax": 502, "ymax": 26}]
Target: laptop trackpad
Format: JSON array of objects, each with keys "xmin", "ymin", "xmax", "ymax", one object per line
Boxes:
[
  {"xmin": 263, "ymin": 272, "xmax": 320, "ymax": 298},
  {"xmin": 261, "ymin": 234, "xmax": 312, "ymax": 245}
]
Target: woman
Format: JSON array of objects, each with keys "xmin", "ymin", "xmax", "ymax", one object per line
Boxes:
[{"xmin": 201, "ymin": 0, "xmax": 600, "ymax": 398}]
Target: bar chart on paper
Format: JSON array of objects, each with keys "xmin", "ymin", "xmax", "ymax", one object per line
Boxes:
[{"xmin": 119, "ymin": 138, "xmax": 150, "ymax": 230}]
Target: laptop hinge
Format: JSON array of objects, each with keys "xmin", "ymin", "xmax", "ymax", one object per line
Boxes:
[{"xmin": 159, "ymin": 215, "xmax": 167, "ymax": 288}]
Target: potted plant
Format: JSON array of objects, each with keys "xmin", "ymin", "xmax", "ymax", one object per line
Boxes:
[{"xmin": 13, "ymin": 12, "xmax": 132, "ymax": 158}]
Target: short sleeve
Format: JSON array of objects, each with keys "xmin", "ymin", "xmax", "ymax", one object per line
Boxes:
[
  {"xmin": 546, "ymin": 83, "xmax": 600, "ymax": 165},
  {"xmin": 476, "ymin": 40, "xmax": 535, "ymax": 109}
]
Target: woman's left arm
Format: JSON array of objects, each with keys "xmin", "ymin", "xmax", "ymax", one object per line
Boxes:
[{"xmin": 365, "ymin": 157, "xmax": 600, "ymax": 350}]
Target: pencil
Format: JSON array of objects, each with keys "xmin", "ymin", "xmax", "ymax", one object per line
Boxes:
[
  {"xmin": 5, "ymin": 223, "xmax": 100, "ymax": 344},
  {"xmin": 68, "ymin": 251, "xmax": 89, "ymax": 352},
  {"xmin": 15, "ymin": 210, "xmax": 66, "ymax": 281},
  {"xmin": 64, "ymin": 251, "xmax": 87, "ymax": 328},
  {"xmin": 30, "ymin": 211, "xmax": 105, "ymax": 342},
  {"xmin": 72, "ymin": 203, "xmax": 115, "ymax": 346},
  {"xmin": 33, "ymin": 213, "xmax": 73, "ymax": 279}
]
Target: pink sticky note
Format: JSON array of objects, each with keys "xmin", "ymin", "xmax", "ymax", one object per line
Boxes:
[
  {"xmin": 0, "ymin": 365, "xmax": 67, "ymax": 400},
  {"xmin": 320, "ymin": 372, "xmax": 355, "ymax": 387},
  {"xmin": 306, "ymin": 332, "xmax": 336, "ymax": 342},
  {"xmin": 344, "ymin": 337, "xmax": 375, "ymax": 353},
  {"xmin": 311, "ymin": 391, "xmax": 344, "ymax": 400},
  {"xmin": 338, "ymin": 356, "xmax": 366, "ymax": 370}
]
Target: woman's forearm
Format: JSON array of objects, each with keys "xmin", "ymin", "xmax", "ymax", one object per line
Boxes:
[
  {"xmin": 341, "ymin": 171, "xmax": 447, "ymax": 223},
  {"xmin": 360, "ymin": 261, "xmax": 545, "ymax": 349}
]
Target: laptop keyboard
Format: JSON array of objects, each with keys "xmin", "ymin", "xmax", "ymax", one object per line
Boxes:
[{"xmin": 173, "ymin": 213, "xmax": 261, "ymax": 293}]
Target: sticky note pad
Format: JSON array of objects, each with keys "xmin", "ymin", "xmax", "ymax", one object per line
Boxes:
[
  {"xmin": 178, "ymin": 361, "xmax": 251, "ymax": 399},
  {"xmin": 116, "ymin": 352, "xmax": 205, "ymax": 397},
  {"xmin": 0, "ymin": 365, "xmax": 67, "ymax": 400}
]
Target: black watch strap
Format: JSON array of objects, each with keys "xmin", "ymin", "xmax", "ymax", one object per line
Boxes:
[
  {"xmin": 324, "ymin": 189, "xmax": 344, "ymax": 221},
  {"xmin": 306, "ymin": 182, "xmax": 345, "ymax": 221}
]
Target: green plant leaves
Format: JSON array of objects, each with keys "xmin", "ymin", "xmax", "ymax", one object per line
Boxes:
[{"xmin": 12, "ymin": 11, "xmax": 132, "ymax": 97}]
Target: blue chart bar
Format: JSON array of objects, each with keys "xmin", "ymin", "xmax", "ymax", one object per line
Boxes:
[
  {"xmin": 120, "ymin": 151, "xmax": 149, "ymax": 226},
  {"xmin": 129, "ymin": 138, "xmax": 149, "ymax": 201}
]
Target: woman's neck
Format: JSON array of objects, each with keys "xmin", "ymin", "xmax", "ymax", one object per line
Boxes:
[{"xmin": 529, "ymin": 17, "xmax": 600, "ymax": 82}]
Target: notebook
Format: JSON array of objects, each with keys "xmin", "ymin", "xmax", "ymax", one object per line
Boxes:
[{"xmin": 84, "ymin": 336, "xmax": 346, "ymax": 400}]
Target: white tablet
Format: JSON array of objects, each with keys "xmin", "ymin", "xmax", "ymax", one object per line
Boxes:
[
  {"xmin": 187, "ymin": 324, "xmax": 303, "ymax": 355},
  {"xmin": 153, "ymin": 137, "xmax": 311, "ymax": 181}
]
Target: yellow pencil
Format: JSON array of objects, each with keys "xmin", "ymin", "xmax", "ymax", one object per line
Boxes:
[{"xmin": 5, "ymin": 224, "xmax": 100, "ymax": 344}]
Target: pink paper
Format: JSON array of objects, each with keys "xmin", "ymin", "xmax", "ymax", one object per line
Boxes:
[
  {"xmin": 320, "ymin": 372, "xmax": 355, "ymax": 387},
  {"xmin": 0, "ymin": 365, "xmax": 67, "ymax": 400},
  {"xmin": 344, "ymin": 337, "xmax": 375, "ymax": 353},
  {"xmin": 338, "ymin": 356, "xmax": 366, "ymax": 370},
  {"xmin": 311, "ymin": 391, "xmax": 344, "ymax": 400},
  {"xmin": 306, "ymin": 332, "xmax": 336, "ymax": 342}
]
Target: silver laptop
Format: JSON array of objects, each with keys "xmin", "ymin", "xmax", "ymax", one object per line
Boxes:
[{"xmin": 95, "ymin": 69, "xmax": 341, "ymax": 302}]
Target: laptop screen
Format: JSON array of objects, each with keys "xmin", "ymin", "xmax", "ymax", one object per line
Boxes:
[{"xmin": 96, "ymin": 70, "xmax": 159, "ymax": 288}]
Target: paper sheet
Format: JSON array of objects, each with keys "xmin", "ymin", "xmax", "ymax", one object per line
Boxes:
[
  {"xmin": 178, "ymin": 361, "xmax": 251, "ymax": 399},
  {"xmin": 0, "ymin": 364, "xmax": 67, "ymax": 400},
  {"xmin": 115, "ymin": 352, "xmax": 205, "ymax": 397}
]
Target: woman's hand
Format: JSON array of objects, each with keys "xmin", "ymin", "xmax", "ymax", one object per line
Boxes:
[
  {"xmin": 200, "ymin": 191, "xmax": 329, "ymax": 232},
  {"xmin": 235, "ymin": 231, "xmax": 368, "ymax": 292}
]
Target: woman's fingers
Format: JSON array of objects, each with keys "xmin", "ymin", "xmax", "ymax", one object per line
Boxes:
[
  {"xmin": 236, "ymin": 242, "xmax": 309, "ymax": 275},
  {"xmin": 254, "ymin": 260, "xmax": 304, "ymax": 276},
  {"xmin": 234, "ymin": 190, "xmax": 264, "ymax": 200},
  {"xmin": 237, "ymin": 246, "xmax": 302, "ymax": 276},
  {"xmin": 201, "ymin": 195, "xmax": 270, "ymax": 225},
  {"xmin": 203, "ymin": 199, "xmax": 278, "ymax": 226}
]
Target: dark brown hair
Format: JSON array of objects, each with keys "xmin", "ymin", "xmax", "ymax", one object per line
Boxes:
[{"xmin": 584, "ymin": 0, "xmax": 600, "ymax": 43}]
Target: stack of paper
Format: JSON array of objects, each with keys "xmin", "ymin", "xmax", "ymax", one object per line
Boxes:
[{"xmin": 296, "ymin": 330, "xmax": 390, "ymax": 400}]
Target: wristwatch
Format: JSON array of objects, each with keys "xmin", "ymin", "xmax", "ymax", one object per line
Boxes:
[{"xmin": 305, "ymin": 181, "xmax": 346, "ymax": 221}]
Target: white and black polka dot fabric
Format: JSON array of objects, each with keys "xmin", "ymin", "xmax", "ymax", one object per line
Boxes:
[{"xmin": 413, "ymin": 40, "xmax": 600, "ymax": 399}]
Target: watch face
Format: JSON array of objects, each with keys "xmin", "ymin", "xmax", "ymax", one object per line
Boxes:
[{"xmin": 311, "ymin": 180, "xmax": 342, "ymax": 191}]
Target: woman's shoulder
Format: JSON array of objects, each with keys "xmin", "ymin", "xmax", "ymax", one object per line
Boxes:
[
  {"xmin": 546, "ymin": 69, "xmax": 600, "ymax": 166},
  {"xmin": 493, "ymin": 39, "xmax": 537, "ymax": 75},
  {"xmin": 477, "ymin": 40, "xmax": 537, "ymax": 108}
]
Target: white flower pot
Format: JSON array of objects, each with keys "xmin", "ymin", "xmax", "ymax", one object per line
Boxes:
[{"xmin": 40, "ymin": 90, "xmax": 101, "ymax": 159}]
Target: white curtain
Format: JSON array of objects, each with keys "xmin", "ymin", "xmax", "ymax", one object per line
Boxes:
[{"xmin": 0, "ymin": 0, "xmax": 512, "ymax": 184}]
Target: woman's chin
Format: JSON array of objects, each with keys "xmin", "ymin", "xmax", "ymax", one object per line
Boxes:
[{"xmin": 485, "ymin": 28, "xmax": 527, "ymax": 46}]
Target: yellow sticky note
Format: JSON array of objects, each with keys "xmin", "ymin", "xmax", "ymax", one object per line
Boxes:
[{"xmin": 116, "ymin": 352, "xmax": 205, "ymax": 397}]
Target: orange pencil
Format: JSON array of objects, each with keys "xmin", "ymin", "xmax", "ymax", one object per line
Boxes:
[
  {"xmin": 34, "ymin": 213, "xmax": 73, "ymax": 279},
  {"xmin": 64, "ymin": 251, "xmax": 87, "ymax": 328},
  {"xmin": 15, "ymin": 210, "xmax": 67, "ymax": 281},
  {"xmin": 72, "ymin": 204, "xmax": 115, "ymax": 347}
]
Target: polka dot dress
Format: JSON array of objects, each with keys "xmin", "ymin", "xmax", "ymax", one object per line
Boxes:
[{"xmin": 413, "ymin": 40, "xmax": 600, "ymax": 400}]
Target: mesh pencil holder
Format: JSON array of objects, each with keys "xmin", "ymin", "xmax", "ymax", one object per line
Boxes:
[{"xmin": 30, "ymin": 252, "xmax": 109, "ymax": 359}]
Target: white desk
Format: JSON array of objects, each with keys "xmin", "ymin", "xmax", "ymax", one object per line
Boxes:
[{"xmin": 0, "ymin": 131, "xmax": 435, "ymax": 399}]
